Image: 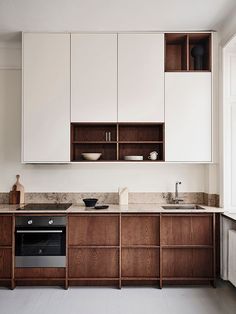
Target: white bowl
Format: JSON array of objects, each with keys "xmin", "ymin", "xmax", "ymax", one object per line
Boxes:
[
  {"xmin": 82, "ymin": 153, "xmax": 102, "ymax": 161},
  {"xmin": 124, "ymin": 155, "xmax": 143, "ymax": 161}
]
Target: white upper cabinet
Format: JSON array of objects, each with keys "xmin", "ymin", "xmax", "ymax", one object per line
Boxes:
[
  {"xmin": 118, "ymin": 34, "xmax": 164, "ymax": 122},
  {"xmin": 165, "ymin": 73, "xmax": 212, "ymax": 162},
  {"xmin": 23, "ymin": 33, "xmax": 70, "ymax": 163},
  {"xmin": 71, "ymin": 34, "xmax": 117, "ymax": 122}
]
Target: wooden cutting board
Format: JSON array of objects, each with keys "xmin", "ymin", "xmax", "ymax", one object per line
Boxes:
[{"xmin": 12, "ymin": 174, "xmax": 25, "ymax": 204}]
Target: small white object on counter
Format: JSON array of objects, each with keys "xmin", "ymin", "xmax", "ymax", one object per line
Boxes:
[{"xmin": 119, "ymin": 187, "xmax": 129, "ymax": 205}]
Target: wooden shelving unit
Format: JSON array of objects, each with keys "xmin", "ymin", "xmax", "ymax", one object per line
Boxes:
[
  {"xmin": 68, "ymin": 214, "xmax": 120, "ymax": 287},
  {"xmin": 160, "ymin": 213, "xmax": 215, "ymax": 287},
  {"xmin": 0, "ymin": 215, "xmax": 13, "ymax": 289},
  {"xmin": 121, "ymin": 214, "xmax": 160, "ymax": 285},
  {"xmin": 165, "ymin": 33, "xmax": 211, "ymax": 72},
  {"xmin": 0, "ymin": 212, "xmax": 219, "ymax": 289},
  {"xmin": 71, "ymin": 123, "xmax": 165, "ymax": 162}
]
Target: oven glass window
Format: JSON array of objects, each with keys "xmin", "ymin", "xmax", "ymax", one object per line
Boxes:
[{"xmin": 16, "ymin": 228, "xmax": 66, "ymax": 256}]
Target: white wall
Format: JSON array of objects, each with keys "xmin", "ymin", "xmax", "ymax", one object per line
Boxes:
[{"xmin": 0, "ymin": 41, "xmax": 209, "ymax": 194}]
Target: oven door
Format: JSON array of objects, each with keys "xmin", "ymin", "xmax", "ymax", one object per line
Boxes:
[{"xmin": 15, "ymin": 227, "xmax": 66, "ymax": 267}]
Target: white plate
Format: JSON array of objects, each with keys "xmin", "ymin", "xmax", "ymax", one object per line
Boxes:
[{"xmin": 124, "ymin": 155, "xmax": 143, "ymax": 161}]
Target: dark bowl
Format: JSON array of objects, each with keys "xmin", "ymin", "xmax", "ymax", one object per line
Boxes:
[{"xmin": 83, "ymin": 198, "xmax": 98, "ymax": 207}]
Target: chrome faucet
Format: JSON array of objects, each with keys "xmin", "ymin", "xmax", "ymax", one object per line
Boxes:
[{"xmin": 173, "ymin": 181, "xmax": 183, "ymax": 204}]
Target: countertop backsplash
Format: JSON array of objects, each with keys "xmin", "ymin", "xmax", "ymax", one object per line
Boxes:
[{"xmin": 0, "ymin": 192, "xmax": 219, "ymax": 207}]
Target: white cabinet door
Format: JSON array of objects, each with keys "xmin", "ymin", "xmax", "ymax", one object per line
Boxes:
[
  {"xmin": 165, "ymin": 73, "xmax": 212, "ymax": 162},
  {"xmin": 118, "ymin": 34, "xmax": 164, "ymax": 122},
  {"xmin": 71, "ymin": 34, "xmax": 117, "ymax": 122},
  {"xmin": 23, "ymin": 33, "xmax": 70, "ymax": 163}
]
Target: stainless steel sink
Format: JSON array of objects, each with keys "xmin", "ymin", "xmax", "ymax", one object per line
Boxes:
[{"xmin": 162, "ymin": 205, "xmax": 205, "ymax": 210}]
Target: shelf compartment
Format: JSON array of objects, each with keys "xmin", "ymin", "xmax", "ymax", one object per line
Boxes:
[
  {"xmin": 119, "ymin": 123, "xmax": 164, "ymax": 142},
  {"xmin": 72, "ymin": 123, "xmax": 117, "ymax": 142},
  {"xmin": 122, "ymin": 248, "xmax": 160, "ymax": 278},
  {"xmin": 68, "ymin": 248, "xmax": 119, "ymax": 278},
  {"xmin": 165, "ymin": 34, "xmax": 188, "ymax": 71},
  {"xmin": 189, "ymin": 33, "xmax": 211, "ymax": 71},
  {"xmin": 119, "ymin": 143, "xmax": 164, "ymax": 161},
  {"xmin": 161, "ymin": 215, "xmax": 213, "ymax": 246},
  {"xmin": 68, "ymin": 215, "xmax": 119, "ymax": 246},
  {"xmin": 162, "ymin": 248, "xmax": 213, "ymax": 278},
  {"xmin": 71, "ymin": 143, "xmax": 117, "ymax": 161},
  {"xmin": 122, "ymin": 215, "xmax": 160, "ymax": 246}
]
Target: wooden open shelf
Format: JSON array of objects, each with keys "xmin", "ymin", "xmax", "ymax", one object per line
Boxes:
[
  {"xmin": 165, "ymin": 33, "xmax": 211, "ymax": 72},
  {"xmin": 71, "ymin": 123, "xmax": 165, "ymax": 162}
]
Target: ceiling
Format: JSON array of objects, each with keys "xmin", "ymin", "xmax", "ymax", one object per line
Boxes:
[{"xmin": 0, "ymin": 0, "xmax": 235, "ymax": 35}]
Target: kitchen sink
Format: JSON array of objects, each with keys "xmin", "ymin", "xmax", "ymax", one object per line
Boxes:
[{"xmin": 162, "ymin": 205, "xmax": 205, "ymax": 210}]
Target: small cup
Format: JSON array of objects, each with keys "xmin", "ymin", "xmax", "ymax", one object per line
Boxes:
[{"xmin": 148, "ymin": 151, "xmax": 158, "ymax": 161}]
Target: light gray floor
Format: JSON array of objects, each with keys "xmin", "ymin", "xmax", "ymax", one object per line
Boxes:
[{"xmin": 0, "ymin": 281, "xmax": 236, "ymax": 314}]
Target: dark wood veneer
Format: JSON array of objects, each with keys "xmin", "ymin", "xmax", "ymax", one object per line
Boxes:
[
  {"xmin": 165, "ymin": 33, "xmax": 211, "ymax": 72},
  {"xmin": 0, "ymin": 213, "xmax": 219, "ymax": 288},
  {"xmin": 71, "ymin": 123, "xmax": 165, "ymax": 162}
]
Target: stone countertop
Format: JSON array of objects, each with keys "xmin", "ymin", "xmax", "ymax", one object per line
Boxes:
[
  {"xmin": 0, "ymin": 203, "xmax": 224, "ymax": 214},
  {"xmin": 222, "ymin": 212, "xmax": 236, "ymax": 221}
]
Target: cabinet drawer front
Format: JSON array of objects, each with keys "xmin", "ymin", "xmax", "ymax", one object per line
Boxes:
[
  {"xmin": 71, "ymin": 34, "xmax": 117, "ymax": 122},
  {"xmin": 118, "ymin": 33, "xmax": 164, "ymax": 122},
  {"xmin": 162, "ymin": 248, "xmax": 213, "ymax": 278},
  {"xmin": 69, "ymin": 248, "xmax": 118, "ymax": 278},
  {"xmin": 122, "ymin": 216, "xmax": 160, "ymax": 246},
  {"xmin": 122, "ymin": 248, "xmax": 159, "ymax": 278},
  {"xmin": 0, "ymin": 248, "xmax": 11, "ymax": 278},
  {"xmin": 68, "ymin": 215, "xmax": 119, "ymax": 246},
  {"xmin": 15, "ymin": 268, "xmax": 65, "ymax": 279},
  {"xmin": 161, "ymin": 215, "xmax": 213, "ymax": 245},
  {"xmin": 165, "ymin": 72, "xmax": 212, "ymax": 162},
  {"xmin": 0, "ymin": 216, "xmax": 12, "ymax": 246}
]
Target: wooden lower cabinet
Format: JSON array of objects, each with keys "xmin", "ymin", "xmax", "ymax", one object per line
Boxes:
[
  {"xmin": 0, "ymin": 248, "xmax": 12, "ymax": 279},
  {"xmin": 162, "ymin": 248, "xmax": 213, "ymax": 278},
  {"xmin": 69, "ymin": 248, "xmax": 119, "ymax": 278},
  {"xmin": 0, "ymin": 212, "xmax": 218, "ymax": 288},
  {"xmin": 0, "ymin": 215, "xmax": 13, "ymax": 288},
  {"xmin": 122, "ymin": 248, "xmax": 160, "ymax": 278}
]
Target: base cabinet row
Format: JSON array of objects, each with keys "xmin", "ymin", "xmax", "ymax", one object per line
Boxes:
[{"xmin": 0, "ymin": 213, "xmax": 218, "ymax": 288}]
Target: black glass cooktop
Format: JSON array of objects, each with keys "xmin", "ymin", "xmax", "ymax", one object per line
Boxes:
[{"xmin": 17, "ymin": 203, "xmax": 72, "ymax": 211}]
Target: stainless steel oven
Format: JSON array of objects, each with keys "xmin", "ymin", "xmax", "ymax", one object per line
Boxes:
[{"xmin": 15, "ymin": 216, "xmax": 66, "ymax": 267}]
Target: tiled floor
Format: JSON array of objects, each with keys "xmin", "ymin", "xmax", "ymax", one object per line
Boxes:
[{"xmin": 0, "ymin": 281, "xmax": 236, "ymax": 314}]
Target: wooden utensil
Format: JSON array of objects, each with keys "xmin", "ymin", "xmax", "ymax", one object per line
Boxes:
[{"xmin": 12, "ymin": 174, "xmax": 25, "ymax": 204}]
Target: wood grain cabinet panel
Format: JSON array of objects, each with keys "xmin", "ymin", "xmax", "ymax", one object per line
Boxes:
[
  {"xmin": 122, "ymin": 248, "xmax": 159, "ymax": 278},
  {"xmin": 68, "ymin": 215, "xmax": 119, "ymax": 246},
  {"xmin": 122, "ymin": 215, "xmax": 160, "ymax": 246},
  {"xmin": 161, "ymin": 215, "xmax": 213, "ymax": 245},
  {"xmin": 15, "ymin": 268, "xmax": 65, "ymax": 279},
  {"xmin": 162, "ymin": 248, "xmax": 213, "ymax": 278},
  {"xmin": 69, "ymin": 248, "xmax": 119, "ymax": 278},
  {"xmin": 0, "ymin": 248, "xmax": 11, "ymax": 279},
  {"xmin": 0, "ymin": 216, "xmax": 12, "ymax": 246}
]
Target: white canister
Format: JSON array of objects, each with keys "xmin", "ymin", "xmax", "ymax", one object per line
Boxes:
[{"xmin": 119, "ymin": 187, "xmax": 129, "ymax": 205}]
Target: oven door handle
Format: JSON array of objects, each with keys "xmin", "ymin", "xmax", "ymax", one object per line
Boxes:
[{"xmin": 16, "ymin": 230, "xmax": 63, "ymax": 233}]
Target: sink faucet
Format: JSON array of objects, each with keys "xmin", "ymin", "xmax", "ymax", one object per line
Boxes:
[{"xmin": 173, "ymin": 181, "xmax": 183, "ymax": 204}]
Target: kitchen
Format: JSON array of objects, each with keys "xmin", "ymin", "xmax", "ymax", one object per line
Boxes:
[{"xmin": 0, "ymin": 1, "xmax": 236, "ymax": 314}]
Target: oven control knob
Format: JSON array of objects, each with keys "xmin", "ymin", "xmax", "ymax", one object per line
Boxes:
[
  {"xmin": 27, "ymin": 220, "xmax": 33, "ymax": 225},
  {"xmin": 49, "ymin": 219, "xmax": 54, "ymax": 225}
]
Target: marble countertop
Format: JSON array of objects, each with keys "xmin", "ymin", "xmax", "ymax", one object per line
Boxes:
[
  {"xmin": 222, "ymin": 212, "xmax": 236, "ymax": 221},
  {"xmin": 0, "ymin": 203, "xmax": 224, "ymax": 214}
]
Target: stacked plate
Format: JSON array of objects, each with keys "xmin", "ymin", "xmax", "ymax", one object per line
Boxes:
[{"xmin": 124, "ymin": 155, "xmax": 143, "ymax": 161}]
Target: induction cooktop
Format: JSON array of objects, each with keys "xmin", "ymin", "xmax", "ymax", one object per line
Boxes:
[{"xmin": 17, "ymin": 203, "xmax": 72, "ymax": 211}]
